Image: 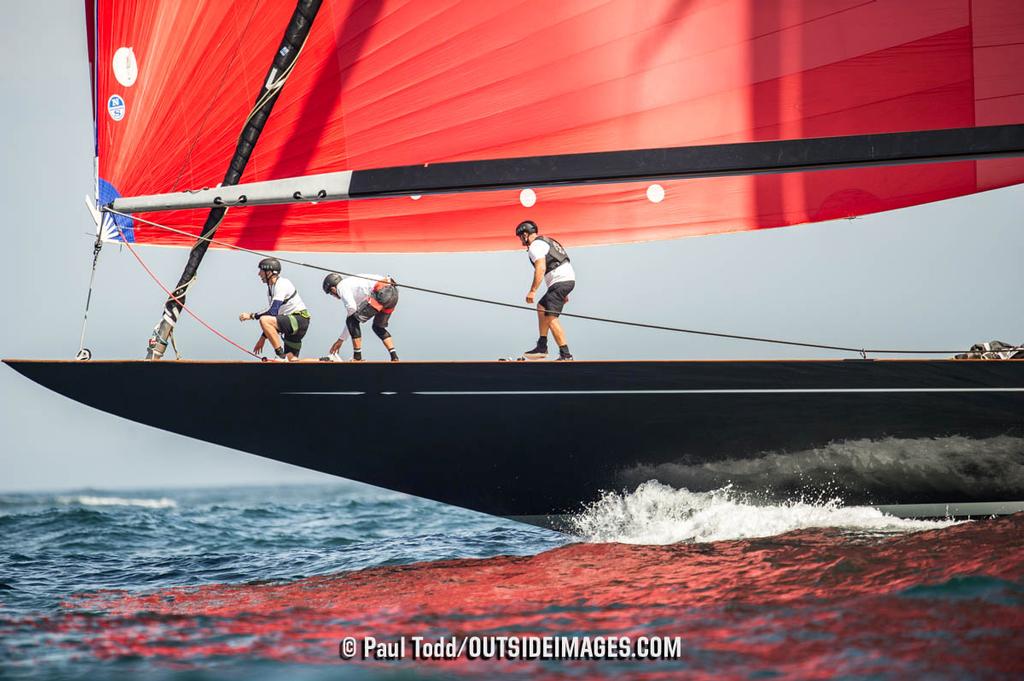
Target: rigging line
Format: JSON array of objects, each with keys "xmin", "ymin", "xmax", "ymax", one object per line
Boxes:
[
  {"xmin": 103, "ymin": 207, "xmax": 971, "ymax": 356},
  {"xmin": 76, "ymin": 235, "xmax": 104, "ymax": 358},
  {"xmin": 112, "ymin": 226, "xmax": 259, "ymax": 359}
]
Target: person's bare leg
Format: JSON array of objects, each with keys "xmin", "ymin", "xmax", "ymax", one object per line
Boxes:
[
  {"xmin": 353, "ymin": 337, "xmax": 363, "ymax": 353},
  {"xmin": 537, "ymin": 306, "xmax": 552, "ymax": 337},
  {"xmin": 382, "ymin": 337, "xmax": 395, "ymax": 352},
  {"xmin": 259, "ymin": 316, "xmax": 283, "ymax": 353},
  {"xmin": 549, "ymin": 317, "xmax": 567, "ymax": 347}
]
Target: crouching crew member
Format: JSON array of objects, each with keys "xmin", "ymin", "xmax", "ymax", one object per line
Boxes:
[
  {"xmin": 516, "ymin": 220, "xmax": 575, "ymax": 360},
  {"xmin": 322, "ymin": 272, "xmax": 400, "ymax": 362},
  {"xmin": 238, "ymin": 257, "xmax": 311, "ymax": 360}
]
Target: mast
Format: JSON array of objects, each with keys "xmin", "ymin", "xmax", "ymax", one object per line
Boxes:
[{"xmin": 144, "ymin": 0, "xmax": 323, "ymax": 360}]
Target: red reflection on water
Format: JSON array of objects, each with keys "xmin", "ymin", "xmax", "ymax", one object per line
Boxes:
[{"xmin": 15, "ymin": 515, "xmax": 1024, "ymax": 678}]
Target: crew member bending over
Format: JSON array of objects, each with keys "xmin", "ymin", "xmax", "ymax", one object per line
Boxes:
[
  {"xmin": 517, "ymin": 220, "xmax": 575, "ymax": 361},
  {"xmin": 238, "ymin": 257, "xmax": 311, "ymax": 360},
  {"xmin": 321, "ymin": 273, "xmax": 400, "ymax": 362}
]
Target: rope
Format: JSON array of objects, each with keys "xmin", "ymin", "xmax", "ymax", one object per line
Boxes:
[
  {"xmin": 76, "ymin": 236, "xmax": 104, "ymax": 359},
  {"xmin": 113, "ymin": 226, "xmax": 259, "ymax": 359},
  {"xmin": 103, "ymin": 207, "xmax": 972, "ymax": 357}
]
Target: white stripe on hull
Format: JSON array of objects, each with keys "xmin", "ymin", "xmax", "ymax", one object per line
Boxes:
[{"xmin": 283, "ymin": 387, "xmax": 1024, "ymax": 396}]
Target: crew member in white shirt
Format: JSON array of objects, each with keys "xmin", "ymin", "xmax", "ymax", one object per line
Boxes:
[
  {"xmin": 238, "ymin": 257, "xmax": 311, "ymax": 361},
  {"xmin": 516, "ymin": 220, "xmax": 575, "ymax": 361},
  {"xmin": 321, "ymin": 272, "xmax": 400, "ymax": 362}
]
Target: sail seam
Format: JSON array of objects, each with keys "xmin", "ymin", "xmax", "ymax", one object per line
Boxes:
[{"xmin": 169, "ymin": 0, "xmax": 265, "ymax": 193}]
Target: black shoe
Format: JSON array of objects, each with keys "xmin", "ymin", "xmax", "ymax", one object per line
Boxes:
[
  {"xmin": 557, "ymin": 351, "xmax": 574, "ymax": 361},
  {"xmin": 523, "ymin": 345, "xmax": 548, "ymax": 360}
]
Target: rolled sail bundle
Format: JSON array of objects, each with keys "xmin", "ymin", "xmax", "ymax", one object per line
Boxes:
[{"xmin": 955, "ymin": 341, "xmax": 1024, "ymax": 360}]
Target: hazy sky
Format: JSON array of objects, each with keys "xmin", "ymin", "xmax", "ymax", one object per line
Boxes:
[{"xmin": 1, "ymin": 1, "xmax": 1021, "ymax": 493}]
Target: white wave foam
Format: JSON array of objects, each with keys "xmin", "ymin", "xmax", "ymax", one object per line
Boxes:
[
  {"xmin": 567, "ymin": 481, "xmax": 957, "ymax": 545},
  {"xmin": 57, "ymin": 495, "xmax": 177, "ymax": 509}
]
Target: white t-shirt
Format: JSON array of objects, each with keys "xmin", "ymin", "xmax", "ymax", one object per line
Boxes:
[
  {"xmin": 336, "ymin": 274, "xmax": 387, "ymax": 316},
  {"xmin": 265, "ymin": 277, "xmax": 306, "ymax": 316},
  {"xmin": 335, "ymin": 274, "xmax": 390, "ymax": 341},
  {"xmin": 528, "ymin": 238, "xmax": 576, "ymax": 287}
]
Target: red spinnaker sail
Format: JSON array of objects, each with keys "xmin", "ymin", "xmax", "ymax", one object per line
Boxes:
[{"xmin": 92, "ymin": 0, "xmax": 1024, "ymax": 253}]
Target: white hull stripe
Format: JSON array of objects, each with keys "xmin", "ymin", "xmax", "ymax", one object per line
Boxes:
[{"xmin": 283, "ymin": 387, "xmax": 1024, "ymax": 396}]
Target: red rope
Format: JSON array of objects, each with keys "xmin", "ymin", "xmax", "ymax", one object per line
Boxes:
[{"xmin": 116, "ymin": 229, "xmax": 259, "ymax": 359}]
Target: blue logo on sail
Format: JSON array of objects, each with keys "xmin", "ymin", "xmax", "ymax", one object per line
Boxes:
[
  {"xmin": 98, "ymin": 179, "xmax": 134, "ymax": 242},
  {"xmin": 107, "ymin": 95, "xmax": 125, "ymax": 121}
]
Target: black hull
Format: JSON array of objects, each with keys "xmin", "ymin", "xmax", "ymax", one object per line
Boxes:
[{"xmin": 6, "ymin": 359, "xmax": 1024, "ymax": 521}]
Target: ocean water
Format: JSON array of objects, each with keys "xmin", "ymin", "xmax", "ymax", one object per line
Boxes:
[{"xmin": 1, "ymin": 482, "xmax": 1022, "ymax": 680}]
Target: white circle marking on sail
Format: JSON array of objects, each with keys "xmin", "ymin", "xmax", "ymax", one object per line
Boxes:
[
  {"xmin": 520, "ymin": 188, "xmax": 537, "ymax": 208},
  {"xmin": 647, "ymin": 184, "xmax": 665, "ymax": 203},
  {"xmin": 112, "ymin": 47, "xmax": 138, "ymax": 87}
]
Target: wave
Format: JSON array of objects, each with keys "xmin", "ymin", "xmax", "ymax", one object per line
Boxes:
[
  {"xmin": 56, "ymin": 495, "xmax": 177, "ymax": 509},
  {"xmin": 36, "ymin": 514, "xmax": 1023, "ymax": 674},
  {"xmin": 567, "ymin": 481, "xmax": 957, "ymax": 544}
]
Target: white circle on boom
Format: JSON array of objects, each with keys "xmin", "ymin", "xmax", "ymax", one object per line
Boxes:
[
  {"xmin": 647, "ymin": 184, "xmax": 665, "ymax": 203},
  {"xmin": 112, "ymin": 47, "xmax": 138, "ymax": 87},
  {"xmin": 520, "ymin": 188, "xmax": 537, "ymax": 208}
]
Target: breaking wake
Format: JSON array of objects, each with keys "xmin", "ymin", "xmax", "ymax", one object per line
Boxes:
[{"xmin": 567, "ymin": 481, "xmax": 957, "ymax": 544}]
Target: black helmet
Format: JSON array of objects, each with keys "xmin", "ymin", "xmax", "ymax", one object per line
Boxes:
[
  {"xmin": 516, "ymin": 220, "xmax": 538, "ymax": 243},
  {"xmin": 258, "ymin": 257, "xmax": 281, "ymax": 273},
  {"xmin": 322, "ymin": 272, "xmax": 342, "ymax": 294}
]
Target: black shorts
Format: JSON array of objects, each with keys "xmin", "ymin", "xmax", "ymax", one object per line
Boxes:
[
  {"xmin": 275, "ymin": 311, "xmax": 310, "ymax": 355},
  {"xmin": 539, "ymin": 281, "xmax": 575, "ymax": 317}
]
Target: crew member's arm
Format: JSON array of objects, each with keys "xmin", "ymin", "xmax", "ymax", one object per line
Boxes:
[
  {"xmin": 240, "ymin": 300, "xmax": 282, "ymax": 354},
  {"xmin": 329, "ymin": 325, "xmax": 351, "ymax": 356},
  {"xmin": 328, "ymin": 285, "xmax": 360, "ymax": 355},
  {"xmin": 238, "ymin": 300, "xmax": 282, "ymax": 322},
  {"xmin": 527, "ymin": 259, "xmax": 545, "ymax": 304},
  {"xmin": 257, "ymin": 299, "xmax": 284, "ymax": 319},
  {"xmin": 245, "ymin": 300, "xmax": 281, "ymax": 354},
  {"xmin": 340, "ymin": 285, "xmax": 358, "ymax": 319},
  {"xmin": 240, "ymin": 293, "xmax": 284, "ymax": 354}
]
